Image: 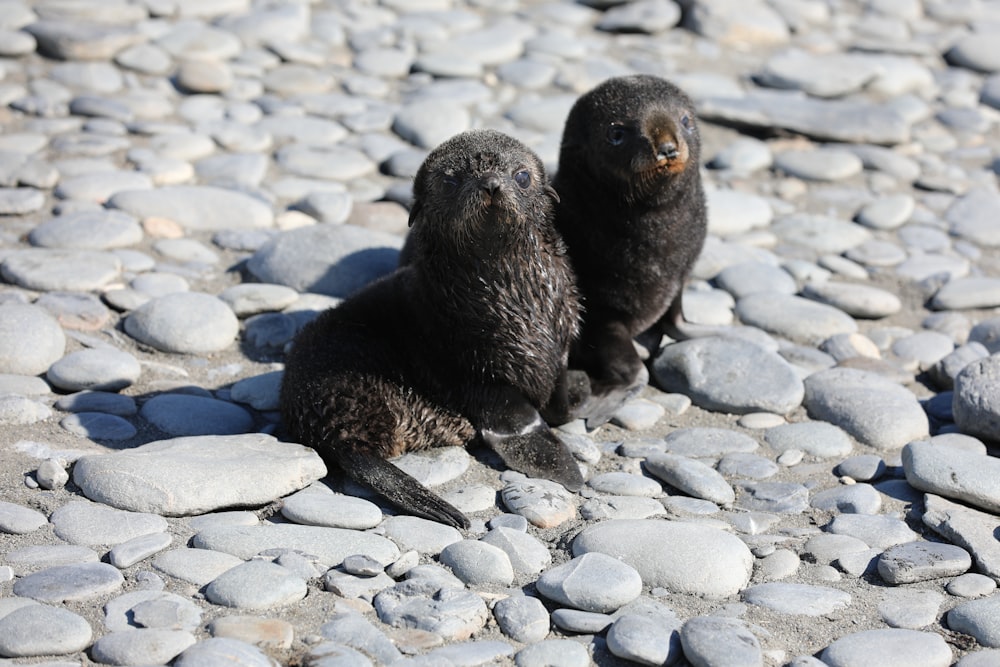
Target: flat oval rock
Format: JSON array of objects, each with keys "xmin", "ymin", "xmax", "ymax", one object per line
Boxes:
[
  {"xmin": 73, "ymin": 433, "xmax": 326, "ymax": 516},
  {"xmin": 572, "ymin": 519, "xmax": 753, "ymax": 597},
  {"xmin": 108, "ymin": 185, "xmax": 273, "ymax": 230}
]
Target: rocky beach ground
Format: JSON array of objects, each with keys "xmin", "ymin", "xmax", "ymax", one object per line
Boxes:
[{"xmin": 1, "ymin": 0, "xmax": 1000, "ymax": 665}]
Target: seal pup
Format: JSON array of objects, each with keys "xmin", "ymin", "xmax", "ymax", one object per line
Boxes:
[
  {"xmin": 551, "ymin": 74, "xmax": 708, "ymax": 425},
  {"xmin": 281, "ymin": 129, "xmax": 584, "ymax": 529}
]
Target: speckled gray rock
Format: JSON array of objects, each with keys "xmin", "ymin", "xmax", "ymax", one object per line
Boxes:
[
  {"xmin": 91, "ymin": 629, "xmax": 196, "ymax": 666},
  {"xmin": 680, "ymin": 616, "xmax": 763, "ymax": 667},
  {"xmin": 13, "ymin": 562, "xmax": 124, "ymax": 603},
  {"xmin": 515, "ymin": 638, "xmax": 591, "ymax": 667},
  {"xmin": 743, "ymin": 582, "xmax": 851, "ymax": 616},
  {"xmin": 374, "ymin": 578, "xmax": 489, "ymax": 641},
  {"xmin": 0, "ymin": 304, "xmax": 66, "ymax": 376},
  {"xmin": 803, "ymin": 367, "xmax": 929, "ymax": 450},
  {"xmin": 652, "ymin": 336, "xmax": 803, "ymax": 415},
  {"xmin": 193, "ymin": 524, "xmax": 400, "ymax": 568},
  {"xmin": 536, "ymin": 553, "xmax": 642, "ymax": 613},
  {"xmin": 764, "ymin": 421, "xmax": 854, "ymax": 458},
  {"xmin": 173, "ymin": 637, "xmax": 278, "ymax": 667},
  {"xmin": 0, "ymin": 602, "xmax": 93, "ymax": 658},
  {"xmin": 280, "ymin": 487, "xmax": 383, "ymax": 530},
  {"xmin": 49, "ymin": 500, "xmax": 167, "ymax": 546},
  {"xmin": 877, "ymin": 541, "xmax": 971, "ymax": 584},
  {"xmin": 152, "ymin": 548, "xmax": 244, "ymax": 587},
  {"xmin": 827, "ymin": 514, "xmax": 918, "ymax": 550},
  {"xmin": 801, "ymin": 282, "xmax": 902, "ymax": 319},
  {"xmin": 0, "ymin": 501, "xmax": 48, "ymax": 535},
  {"xmin": 821, "ymin": 629, "xmax": 952, "ymax": 667},
  {"xmin": 73, "ymin": 433, "xmax": 326, "ymax": 516},
  {"xmin": 439, "ymin": 540, "xmax": 514, "ymax": 587},
  {"xmin": 109, "ymin": 185, "xmax": 273, "ymax": 230},
  {"xmin": 573, "ymin": 519, "xmax": 753, "ymax": 597},
  {"xmin": 736, "ymin": 293, "xmax": 858, "ymax": 345},
  {"xmin": 125, "ymin": 292, "xmax": 239, "ymax": 354},
  {"xmin": 247, "ymin": 223, "xmax": 403, "ymax": 297},
  {"xmin": 205, "ymin": 560, "xmax": 307, "ymax": 609},
  {"xmin": 644, "ymin": 452, "xmax": 735, "ymax": 505},
  {"xmin": 493, "ymin": 596, "xmax": 550, "ymax": 644},
  {"xmin": 480, "ymin": 527, "xmax": 552, "ymax": 576},
  {"xmin": 606, "ymin": 612, "xmax": 682, "ymax": 666},
  {"xmin": 902, "ymin": 440, "xmax": 1000, "ymax": 514},
  {"xmin": 952, "ymin": 356, "xmax": 1000, "ymax": 442},
  {"xmin": 139, "ymin": 394, "xmax": 254, "ymax": 436},
  {"xmin": 922, "ymin": 494, "xmax": 1000, "ymax": 582},
  {"xmin": 46, "ymin": 347, "xmax": 140, "ymax": 392}
]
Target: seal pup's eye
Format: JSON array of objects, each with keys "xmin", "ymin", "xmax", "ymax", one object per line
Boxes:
[
  {"xmin": 442, "ymin": 174, "xmax": 460, "ymax": 190},
  {"xmin": 680, "ymin": 114, "xmax": 693, "ymax": 132},
  {"xmin": 513, "ymin": 169, "xmax": 532, "ymax": 189},
  {"xmin": 606, "ymin": 125, "xmax": 626, "ymax": 146}
]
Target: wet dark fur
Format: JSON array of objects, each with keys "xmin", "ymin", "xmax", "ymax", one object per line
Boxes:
[
  {"xmin": 281, "ymin": 130, "xmax": 583, "ymax": 528},
  {"xmin": 551, "ymin": 74, "xmax": 708, "ymax": 426}
]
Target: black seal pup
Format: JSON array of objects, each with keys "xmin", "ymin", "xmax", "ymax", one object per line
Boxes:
[
  {"xmin": 552, "ymin": 74, "xmax": 708, "ymax": 425},
  {"xmin": 280, "ymin": 129, "xmax": 583, "ymax": 529}
]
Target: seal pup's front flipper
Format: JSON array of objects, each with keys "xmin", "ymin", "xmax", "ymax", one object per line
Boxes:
[
  {"xmin": 474, "ymin": 386, "xmax": 584, "ymax": 492},
  {"xmin": 331, "ymin": 444, "xmax": 470, "ymax": 529}
]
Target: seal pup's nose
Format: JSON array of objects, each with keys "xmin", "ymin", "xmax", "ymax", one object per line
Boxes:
[
  {"xmin": 480, "ymin": 173, "xmax": 503, "ymax": 194},
  {"xmin": 657, "ymin": 141, "xmax": 679, "ymax": 162}
]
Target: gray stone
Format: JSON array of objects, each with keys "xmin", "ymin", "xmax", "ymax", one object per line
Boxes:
[
  {"xmin": 91, "ymin": 629, "xmax": 196, "ymax": 666},
  {"xmin": 801, "ymin": 282, "xmax": 902, "ymax": 319},
  {"xmin": 653, "ymin": 336, "xmax": 803, "ymax": 415},
  {"xmin": 952, "ymin": 356, "xmax": 1000, "ymax": 442},
  {"xmin": 125, "ymin": 292, "xmax": 238, "ymax": 354},
  {"xmin": 139, "ymin": 394, "xmax": 253, "ymax": 437},
  {"xmin": 828, "ymin": 514, "xmax": 919, "ymax": 550},
  {"xmin": 13, "ymin": 562, "xmax": 124, "ymax": 603},
  {"xmin": 606, "ymin": 613, "xmax": 682, "ymax": 666},
  {"xmin": 494, "ymin": 596, "xmax": 550, "ymax": 644},
  {"xmin": 877, "ymin": 541, "xmax": 971, "ymax": 584},
  {"xmin": 736, "ymin": 293, "xmax": 857, "ymax": 345},
  {"xmin": 205, "ymin": 560, "xmax": 307, "ymax": 609},
  {"xmin": 774, "ymin": 148, "xmax": 864, "ymax": 181},
  {"xmin": 374, "ymin": 579, "xmax": 488, "ymax": 641},
  {"xmin": 0, "ymin": 602, "xmax": 93, "ymax": 658},
  {"xmin": 811, "ymin": 484, "xmax": 882, "ymax": 514},
  {"xmin": 109, "ymin": 185, "xmax": 273, "ymax": 230},
  {"xmin": 680, "ymin": 616, "xmax": 763, "ymax": 667},
  {"xmin": 2, "ymin": 248, "xmax": 121, "ymax": 292},
  {"xmin": 699, "ymin": 90, "xmax": 910, "ymax": 145},
  {"xmin": 536, "ymin": 552, "xmax": 642, "ymax": 613},
  {"xmin": 573, "ymin": 519, "xmax": 753, "ymax": 597},
  {"xmin": 743, "ymin": 583, "xmax": 851, "ymax": 616},
  {"xmin": 49, "ymin": 500, "xmax": 167, "ymax": 546},
  {"xmin": 821, "ymin": 629, "xmax": 952, "ymax": 667},
  {"xmin": 923, "ymin": 494, "xmax": 1000, "ymax": 582},
  {"xmin": 878, "ymin": 588, "xmax": 944, "ymax": 629},
  {"xmin": 173, "ymin": 637, "xmax": 278, "ymax": 667},
  {"xmin": 644, "ymin": 452, "xmax": 735, "ymax": 505},
  {"xmin": 153, "ymin": 548, "xmax": 244, "ymax": 587},
  {"xmin": 902, "ymin": 440, "xmax": 1000, "ymax": 514},
  {"xmin": 0, "ymin": 501, "xmax": 48, "ymax": 534},
  {"xmin": 46, "ymin": 347, "xmax": 140, "ymax": 392},
  {"xmin": 0, "ymin": 304, "xmax": 66, "ymax": 376},
  {"xmin": 515, "ymin": 638, "xmax": 591, "ymax": 667},
  {"xmin": 193, "ymin": 524, "xmax": 400, "ymax": 568},
  {"xmin": 803, "ymin": 367, "xmax": 928, "ymax": 450},
  {"xmin": 247, "ymin": 223, "xmax": 402, "ymax": 297},
  {"xmin": 439, "ymin": 540, "xmax": 514, "ymax": 587},
  {"xmin": 662, "ymin": 427, "xmax": 759, "ymax": 457}
]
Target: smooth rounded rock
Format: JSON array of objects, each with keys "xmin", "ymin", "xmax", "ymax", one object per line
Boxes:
[
  {"xmin": 821, "ymin": 628, "xmax": 953, "ymax": 667},
  {"xmin": 736, "ymin": 293, "xmax": 858, "ymax": 345},
  {"xmin": 536, "ymin": 553, "xmax": 642, "ymax": 613},
  {"xmin": 91, "ymin": 629, "xmax": 196, "ymax": 666},
  {"xmin": 653, "ymin": 336, "xmax": 803, "ymax": 415},
  {"xmin": 877, "ymin": 541, "xmax": 972, "ymax": 584},
  {"xmin": 140, "ymin": 394, "xmax": 253, "ymax": 436},
  {"xmin": 46, "ymin": 347, "xmax": 140, "ymax": 392},
  {"xmin": 125, "ymin": 292, "xmax": 238, "ymax": 354},
  {"xmin": 644, "ymin": 452, "xmax": 735, "ymax": 505},
  {"xmin": 205, "ymin": 560, "xmax": 307, "ymax": 609},
  {"xmin": 803, "ymin": 367, "xmax": 929, "ymax": 450},
  {"xmin": 573, "ymin": 520, "xmax": 753, "ymax": 597},
  {"xmin": 680, "ymin": 616, "xmax": 763, "ymax": 667},
  {"xmin": 743, "ymin": 582, "xmax": 851, "ymax": 616},
  {"xmin": 952, "ymin": 356, "xmax": 1000, "ymax": 442},
  {"xmin": 0, "ymin": 603, "xmax": 93, "ymax": 658},
  {"xmin": 73, "ymin": 433, "xmax": 326, "ymax": 516},
  {"xmin": 109, "ymin": 185, "xmax": 273, "ymax": 230},
  {"xmin": 0, "ymin": 304, "xmax": 66, "ymax": 376}
]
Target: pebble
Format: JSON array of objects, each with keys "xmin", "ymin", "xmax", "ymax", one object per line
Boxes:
[
  {"xmin": 0, "ymin": 304, "xmax": 66, "ymax": 375},
  {"xmin": 877, "ymin": 541, "xmax": 971, "ymax": 584},
  {"xmin": 501, "ymin": 476, "xmax": 577, "ymax": 529},
  {"xmin": 536, "ymin": 552, "xmax": 642, "ymax": 613},
  {"xmin": 91, "ymin": 629, "xmax": 196, "ymax": 666},
  {"xmin": 0, "ymin": 501, "xmax": 48, "ymax": 534},
  {"xmin": 952, "ymin": 355, "xmax": 1000, "ymax": 441},
  {"xmin": 193, "ymin": 524, "xmax": 400, "ymax": 569},
  {"xmin": 644, "ymin": 452, "xmax": 735, "ymax": 505},
  {"xmin": 173, "ymin": 637, "xmax": 278, "ymax": 667},
  {"xmin": 439, "ymin": 540, "xmax": 514, "ymax": 587},
  {"xmin": 480, "ymin": 527, "xmax": 552, "ymax": 576},
  {"xmin": 125, "ymin": 292, "xmax": 239, "ymax": 354},
  {"xmin": 573, "ymin": 519, "xmax": 753, "ymax": 597},
  {"xmin": 947, "ymin": 573, "xmax": 997, "ymax": 599},
  {"xmin": 878, "ymin": 588, "xmax": 944, "ymax": 629},
  {"xmin": 13, "ymin": 562, "xmax": 125, "ymax": 603},
  {"xmin": 374, "ymin": 579, "xmax": 488, "ymax": 642},
  {"xmin": 680, "ymin": 616, "xmax": 763, "ymax": 667},
  {"xmin": 902, "ymin": 440, "xmax": 1000, "ymax": 514},
  {"xmin": 801, "ymin": 282, "xmax": 902, "ymax": 319},
  {"xmin": 828, "ymin": 514, "xmax": 919, "ymax": 550},
  {"xmin": 281, "ymin": 488, "xmax": 382, "ymax": 530},
  {"xmin": 204, "ymin": 560, "xmax": 307, "ymax": 610},
  {"xmin": 515, "ymin": 638, "xmax": 591, "ymax": 667},
  {"xmin": 0, "ymin": 602, "xmax": 93, "ymax": 658},
  {"xmin": 46, "ymin": 347, "xmax": 140, "ymax": 392},
  {"xmin": 652, "ymin": 336, "xmax": 803, "ymax": 415},
  {"xmin": 837, "ymin": 455, "xmax": 886, "ymax": 482},
  {"xmin": 606, "ymin": 612, "xmax": 682, "ymax": 666},
  {"xmin": 109, "ymin": 185, "xmax": 273, "ymax": 231},
  {"xmin": 493, "ymin": 596, "xmax": 551, "ymax": 644},
  {"xmin": 774, "ymin": 148, "xmax": 864, "ymax": 181},
  {"xmin": 743, "ymin": 583, "xmax": 851, "ymax": 616},
  {"xmin": 922, "ymin": 494, "xmax": 1000, "ymax": 582},
  {"xmin": 802, "ymin": 367, "xmax": 929, "ymax": 450},
  {"xmin": 821, "ymin": 629, "xmax": 953, "ymax": 667},
  {"xmin": 153, "ymin": 548, "xmax": 244, "ymax": 587},
  {"xmin": 810, "ymin": 484, "xmax": 882, "ymax": 514},
  {"xmin": 139, "ymin": 393, "xmax": 254, "ymax": 436},
  {"xmin": 49, "ymin": 500, "xmax": 167, "ymax": 546},
  {"xmin": 736, "ymin": 293, "xmax": 858, "ymax": 345}
]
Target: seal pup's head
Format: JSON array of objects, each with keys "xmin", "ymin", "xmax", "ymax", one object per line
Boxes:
[
  {"xmin": 559, "ymin": 74, "xmax": 701, "ymax": 201},
  {"xmin": 408, "ymin": 129, "xmax": 559, "ymax": 258}
]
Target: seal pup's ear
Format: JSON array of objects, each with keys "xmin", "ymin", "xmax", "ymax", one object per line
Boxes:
[
  {"xmin": 545, "ymin": 184, "xmax": 560, "ymax": 203},
  {"xmin": 407, "ymin": 200, "xmax": 422, "ymax": 227}
]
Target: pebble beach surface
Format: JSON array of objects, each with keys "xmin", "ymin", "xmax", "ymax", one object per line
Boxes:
[{"xmin": 1, "ymin": 0, "xmax": 1000, "ymax": 665}]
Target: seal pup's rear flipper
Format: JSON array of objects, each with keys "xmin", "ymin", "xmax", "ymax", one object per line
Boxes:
[
  {"xmin": 484, "ymin": 428, "xmax": 584, "ymax": 492},
  {"xmin": 332, "ymin": 446, "xmax": 470, "ymax": 529}
]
